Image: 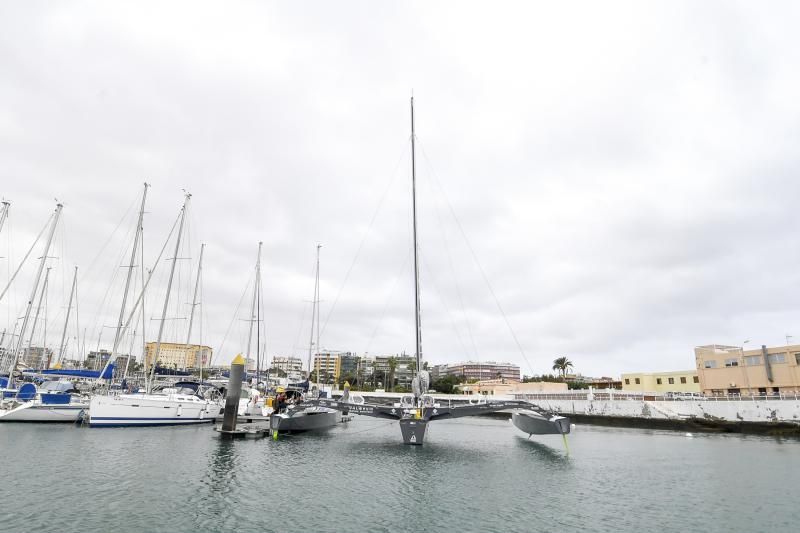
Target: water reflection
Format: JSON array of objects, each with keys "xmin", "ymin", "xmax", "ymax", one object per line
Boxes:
[
  {"xmin": 1, "ymin": 421, "xmax": 798, "ymax": 532},
  {"xmin": 513, "ymin": 435, "xmax": 571, "ymax": 466}
]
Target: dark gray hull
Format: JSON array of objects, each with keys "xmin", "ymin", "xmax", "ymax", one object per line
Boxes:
[
  {"xmin": 512, "ymin": 410, "xmax": 571, "ymax": 436},
  {"xmin": 270, "ymin": 407, "xmax": 338, "ymax": 433}
]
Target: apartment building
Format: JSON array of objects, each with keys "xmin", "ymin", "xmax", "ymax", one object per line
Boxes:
[{"xmin": 694, "ymin": 344, "xmax": 800, "ymax": 396}]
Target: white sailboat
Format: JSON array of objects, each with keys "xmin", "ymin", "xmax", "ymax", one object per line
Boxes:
[
  {"xmin": 0, "ymin": 203, "xmax": 92, "ymax": 423},
  {"xmin": 0, "ymin": 380, "xmax": 89, "ymax": 422},
  {"xmin": 89, "ymin": 189, "xmax": 219, "ymax": 427},
  {"xmin": 1, "ymin": 264, "xmax": 93, "ymax": 423}
]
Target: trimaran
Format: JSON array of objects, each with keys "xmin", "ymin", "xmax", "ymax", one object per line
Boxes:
[{"xmin": 311, "ymin": 98, "xmax": 571, "ymax": 445}]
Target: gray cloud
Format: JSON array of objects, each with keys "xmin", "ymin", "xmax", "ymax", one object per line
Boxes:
[{"xmin": 2, "ymin": 1, "xmax": 800, "ymax": 378}]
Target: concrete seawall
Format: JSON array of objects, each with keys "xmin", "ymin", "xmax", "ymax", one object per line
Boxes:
[{"xmin": 517, "ymin": 395, "xmax": 800, "ymax": 435}]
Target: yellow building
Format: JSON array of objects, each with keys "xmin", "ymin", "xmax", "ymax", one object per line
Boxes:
[
  {"xmin": 144, "ymin": 342, "xmax": 212, "ymax": 369},
  {"xmin": 694, "ymin": 344, "xmax": 800, "ymax": 396},
  {"xmin": 459, "ymin": 379, "xmax": 568, "ymax": 395},
  {"xmin": 620, "ymin": 370, "xmax": 700, "ymax": 393},
  {"xmin": 313, "ymin": 352, "xmax": 341, "ymax": 383}
]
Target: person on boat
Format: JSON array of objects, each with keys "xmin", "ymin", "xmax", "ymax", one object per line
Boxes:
[{"xmin": 275, "ymin": 388, "xmax": 287, "ymax": 413}]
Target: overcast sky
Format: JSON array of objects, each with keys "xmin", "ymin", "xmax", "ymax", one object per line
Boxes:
[{"xmin": 2, "ymin": 1, "xmax": 800, "ymax": 377}]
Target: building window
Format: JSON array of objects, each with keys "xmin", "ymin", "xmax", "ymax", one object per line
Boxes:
[
  {"xmin": 795, "ymin": 353, "xmax": 800, "ymax": 365},
  {"xmin": 680, "ymin": 377, "xmax": 687, "ymax": 384},
  {"xmin": 767, "ymin": 353, "xmax": 786, "ymax": 364},
  {"xmin": 635, "ymin": 378, "xmax": 640, "ymax": 384},
  {"xmin": 724, "ymin": 358, "xmax": 739, "ymax": 367},
  {"xmin": 693, "ymin": 376, "xmax": 699, "ymax": 383},
  {"xmin": 744, "ymin": 356, "xmax": 762, "ymax": 366},
  {"xmin": 656, "ymin": 378, "xmax": 662, "ymax": 385},
  {"xmin": 668, "ymin": 377, "xmax": 674, "ymax": 384},
  {"xmin": 624, "ymin": 379, "xmax": 630, "ymax": 385},
  {"xmin": 704, "ymin": 360, "xmax": 717, "ymax": 369}
]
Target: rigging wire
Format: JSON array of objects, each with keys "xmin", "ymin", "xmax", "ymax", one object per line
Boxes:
[
  {"xmin": 364, "ymin": 248, "xmax": 412, "ymax": 354},
  {"xmin": 87, "ymin": 212, "xmax": 138, "ymax": 356},
  {"xmin": 422, "ymin": 163, "xmax": 481, "ymax": 361},
  {"xmin": 212, "ymin": 276, "xmax": 252, "ymax": 367},
  {"xmin": 419, "ymin": 252, "xmax": 471, "ymax": 360},
  {"xmin": 0, "ymin": 211, "xmax": 53, "ymax": 305},
  {"xmin": 291, "ymin": 260, "xmax": 317, "ymax": 358},
  {"xmin": 319, "ymin": 142, "xmax": 410, "ymax": 339},
  {"xmin": 78, "ymin": 195, "xmax": 138, "ymax": 285},
  {"xmin": 417, "ymin": 139, "xmax": 537, "ymax": 375}
]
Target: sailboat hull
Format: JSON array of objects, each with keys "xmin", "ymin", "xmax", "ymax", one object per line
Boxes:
[
  {"xmin": 270, "ymin": 406, "xmax": 338, "ymax": 433},
  {"xmin": 0, "ymin": 401, "xmax": 87, "ymax": 422},
  {"xmin": 399, "ymin": 417, "xmax": 428, "ymax": 445},
  {"xmin": 512, "ymin": 410, "xmax": 571, "ymax": 436},
  {"xmin": 89, "ymin": 393, "xmax": 220, "ymax": 427}
]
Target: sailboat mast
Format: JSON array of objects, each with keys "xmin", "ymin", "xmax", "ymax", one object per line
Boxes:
[
  {"xmin": 54, "ymin": 265, "xmax": 78, "ymax": 368},
  {"xmin": 307, "ymin": 244, "xmax": 321, "ymax": 381},
  {"xmin": 410, "ymin": 97, "xmax": 423, "ymax": 382},
  {"xmin": 139, "ymin": 233, "xmax": 147, "ymax": 380},
  {"xmin": 316, "ymin": 244, "xmax": 321, "ymax": 388},
  {"xmin": 110, "ymin": 183, "xmax": 148, "ymax": 378},
  {"xmin": 245, "ymin": 242, "xmax": 262, "ymax": 382},
  {"xmin": 8, "ymin": 203, "xmax": 62, "ymax": 384},
  {"xmin": 256, "ymin": 248, "xmax": 261, "ymax": 384},
  {"xmin": 0, "ymin": 201, "xmax": 9, "ymax": 236},
  {"xmin": 185, "ymin": 242, "xmax": 205, "ymax": 369},
  {"xmin": 26, "ymin": 267, "xmax": 51, "ymax": 366},
  {"xmin": 148, "ymin": 193, "xmax": 191, "ymax": 391}
]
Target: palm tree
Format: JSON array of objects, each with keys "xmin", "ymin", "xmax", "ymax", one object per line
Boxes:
[
  {"xmin": 387, "ymin": 357, "xmax": 397, "ymax": 392},
  {"xmin": 552, "ymin": 357, "xmax": 574, "ymax": 379}
]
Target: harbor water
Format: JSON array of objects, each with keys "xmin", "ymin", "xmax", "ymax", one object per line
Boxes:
[{"xmin": 1, "ymin": 417, "xmax": 797, "ymax": 532}]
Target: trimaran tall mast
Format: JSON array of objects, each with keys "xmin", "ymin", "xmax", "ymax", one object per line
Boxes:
[
  {"xmin": 7, "ymin": 203, "xmax": 62, "ymax": 386},
  {"xmin": 410, "ymin": 97, "xmax": 423, "ymax": 399}
]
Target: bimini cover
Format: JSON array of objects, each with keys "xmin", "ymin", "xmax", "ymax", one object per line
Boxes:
[
  {"xmin": 16, "ymin": 383, "xmax": 37, "ymax": 401},
  {"xmin": 30, "ymin": 363, "xmax": 114, "ymax": 380},
  {"xmin": 39, "ymin": 381, "xmax": 75, "ymax": 393},
  {"xmin": 173, "ymin": 381, "xmax": 200, "ymax": 394},
  {"xmin": 0, "ymin": 377, "xmax": 8, "ymax": 388}
]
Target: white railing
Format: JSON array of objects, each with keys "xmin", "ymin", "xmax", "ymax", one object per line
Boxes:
[{"xmin": 514, "ymin": 392, "xmax": 800, "ymax": 402}]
